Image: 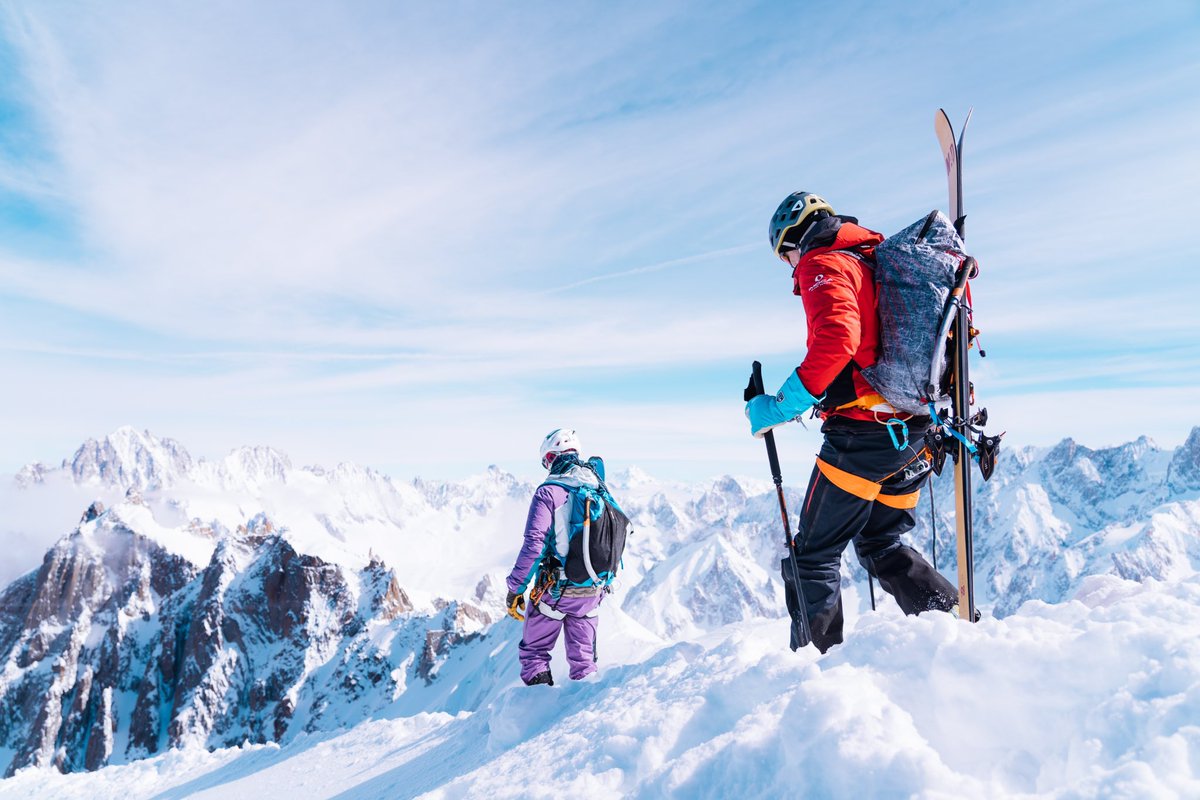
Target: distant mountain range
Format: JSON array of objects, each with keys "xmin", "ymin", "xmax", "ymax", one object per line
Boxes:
[{"xmin": 1, "ymin": 425, "xmax": 1197, "ymax": 775}]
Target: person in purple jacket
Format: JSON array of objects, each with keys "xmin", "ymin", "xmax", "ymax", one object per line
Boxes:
[{"xmin": 505, "ymin": 428, "xmax": 609, "ymax": 686}]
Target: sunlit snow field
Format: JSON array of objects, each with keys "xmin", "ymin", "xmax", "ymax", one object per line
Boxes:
[{"xmin": 3, "ymin": 573, "xmax": 1197, "ymax": 799}]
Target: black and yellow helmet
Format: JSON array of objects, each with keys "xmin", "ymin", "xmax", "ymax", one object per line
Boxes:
[{"xmin": 769, "ymin": 191, "xmax": 834, "ymax": 256}]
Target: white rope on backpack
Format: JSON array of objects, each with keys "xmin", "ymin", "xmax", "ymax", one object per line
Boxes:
[{"xmin": 581, "ymin": 497, "xmax": 603, "ymax": 585}]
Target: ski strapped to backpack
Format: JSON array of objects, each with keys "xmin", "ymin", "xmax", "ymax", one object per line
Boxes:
[
  {"xmin": 839, "ymin": 110, "xmax": 1002, "ymax": 622},
  {"xmin": 927, "ymin": 107, "xmax": 1004, "ymax": 622},
  {"xmin": 532, "ymin": 454, "xmax": 632, "ymax": 620}
]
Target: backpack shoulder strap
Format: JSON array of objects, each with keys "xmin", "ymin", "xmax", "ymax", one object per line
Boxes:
[{"xmin": 837, "ymin": 243, "xmax": 876, "ymax": 265}]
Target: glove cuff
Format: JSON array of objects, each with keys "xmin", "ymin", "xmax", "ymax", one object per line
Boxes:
[{"xmin": 777, "ymin": 371, "xmax": 819, "ymax": 416}]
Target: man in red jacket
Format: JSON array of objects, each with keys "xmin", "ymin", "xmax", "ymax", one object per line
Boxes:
[{"xmin": 746, "ymin": 191, "xmax": 956, "ymax": 653}]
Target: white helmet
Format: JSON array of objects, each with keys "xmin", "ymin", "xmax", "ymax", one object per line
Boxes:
[{"xmin": 539, "ymin": 428, "xmax": 581, "ymax": 469}]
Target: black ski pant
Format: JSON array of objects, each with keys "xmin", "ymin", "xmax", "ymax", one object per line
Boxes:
[{"xmin": 782, "ymin": 417, "xmax": 956, "ymax": 653}]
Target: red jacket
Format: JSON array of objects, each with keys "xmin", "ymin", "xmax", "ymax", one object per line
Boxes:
[{"xmin": 791, "ymin": 220, "xmax": 892, "ymax": 422}]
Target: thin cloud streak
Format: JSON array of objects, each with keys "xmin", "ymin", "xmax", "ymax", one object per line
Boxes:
[{"xmin": 544, "ymin": 243, "xmax": 758, "ymax": 294}]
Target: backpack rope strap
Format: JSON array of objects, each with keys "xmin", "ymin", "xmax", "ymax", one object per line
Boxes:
[{"xmin": 580, "ymin": 497, "xmax": 603, "ymax": 585}]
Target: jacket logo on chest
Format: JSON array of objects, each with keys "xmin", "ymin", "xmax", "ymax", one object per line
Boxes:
[{"xmin": 808, "ymin": 273, "xmax": 832, "ymax": 292}]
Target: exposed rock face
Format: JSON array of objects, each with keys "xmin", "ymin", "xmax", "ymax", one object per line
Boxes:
[
  {"xmin": 0, "ymin": 514, "xmax": 196, "ymax": 773},
  {"xmin": 417, "ymin": 601, "xmax": 492, "ymax": 683},
  {"xmin": 80, "ymin": 501, "xmax": 105, "ymax": 524},
  {"xmin": 364, "ymin": 557, "xmax": 414, "ymax": 622},
  {"xmin": 0, "ymin": 502, "xmax": 479, "ymax": 777}
]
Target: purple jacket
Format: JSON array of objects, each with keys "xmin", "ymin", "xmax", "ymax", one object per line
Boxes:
[{"xmin": 506, "ymin": 484, "xmax": 570, "ymax": 594}]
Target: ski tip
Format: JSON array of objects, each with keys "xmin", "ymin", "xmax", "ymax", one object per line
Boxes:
[
  {"xmin": 935, "ymin": 108, "xmax": 955, "ymax": 139},
  {"xmin": 958, "ymin": 108, "xmax": 973, "ymax": 152}
]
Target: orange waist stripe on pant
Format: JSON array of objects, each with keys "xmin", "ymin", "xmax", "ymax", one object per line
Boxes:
[{"xmin": 815, "ymin": 457, "xmax": 921, "ymax": 510}]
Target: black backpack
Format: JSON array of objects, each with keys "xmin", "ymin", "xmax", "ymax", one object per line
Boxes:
[{"xmin": 542, "ymin": 456, "xmax": 631, "ymax": 588}]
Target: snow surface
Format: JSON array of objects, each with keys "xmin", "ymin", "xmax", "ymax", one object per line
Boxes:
[
  {"xmin": 1, "ymin": 574, "xmax": 1197, "ymax": 799},
  {"xmin": 2, "ymin": 427, "xmax": 1199, "ymax": 798}
]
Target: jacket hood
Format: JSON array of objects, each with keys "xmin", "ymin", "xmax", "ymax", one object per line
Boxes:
[
  {"xmin": 799, "ymin": 215, "xmax": 884, "ymax": 256},
  {"xmin": 544, "ymin": 454, "xmax": 604, "ymax": 489}
]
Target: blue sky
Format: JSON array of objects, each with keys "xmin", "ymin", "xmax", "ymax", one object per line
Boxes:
[{"xmin": 0, "ymin": 1, "xmax": 1198, "ymax": 481}]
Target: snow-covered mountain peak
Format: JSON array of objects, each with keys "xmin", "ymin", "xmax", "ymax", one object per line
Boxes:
[
  {"xmin": 89, "ymin": 495, "xmax": 217, "ymax": 568},
  {"xmin": 209, "ymin": 445, "xmax": 293, "ymax": 490},
  {"xmin": 14, "ymin": 462, "xmax": 50, "ymax": 488},
  {"xmin": 1167, "ymin": 426, "xmax": 1200, "ymax": 494},
  {"xmin": 67, "ymin": 427, "xmax": 193, "ymax": 491},
  {"xmin": 1030, "ymin": 432, "xmax": 1173, "ymax": 528},
  {"xmin": 326, "ymin": 460, "xmax": 389, "ymax": 486},
  {"xmin": 481, "ymin": 464, "xmax": 523, "ymax": 491},
  {"xmin": 610, "ymin": 465, "xmax": 656, "ymax": 489},
  {"xmin": 414, "ymin": 465, "xmax": 530, "ymax": 512},
  {"xmin": 692, "ymin": 475, "xmax": 751, "ymax": 524}
]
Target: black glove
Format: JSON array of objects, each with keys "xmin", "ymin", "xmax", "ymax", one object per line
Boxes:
[{"xmin": 506, "ymin": 591, "xmax": 525, "ymax": 621}]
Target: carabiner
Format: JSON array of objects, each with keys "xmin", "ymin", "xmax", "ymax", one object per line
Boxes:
[{"xmin": 885, "ymin": 418, "xmax": 909, "ymax": 451}]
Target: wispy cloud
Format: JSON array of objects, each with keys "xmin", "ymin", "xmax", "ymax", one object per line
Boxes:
[
  {"xmin": 544, "ymin": 243, "xmax": 758, "ymax": 294},
  {"xmin": 0, "ymin": 1, "xmax": 1197, "ymax": 477}
]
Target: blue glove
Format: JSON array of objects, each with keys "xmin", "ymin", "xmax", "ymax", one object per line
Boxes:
[{"xmin": 745, "ymin": 370, "xmax": 819, "ymax": 439}]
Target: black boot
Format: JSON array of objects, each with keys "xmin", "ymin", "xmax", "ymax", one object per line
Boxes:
[
  {"xmin": 871, "ymin": 545, "xmax": 957, "ymax": 614},
  {"xmin": 525, "ymin": 670, "xmax": 554, "ymax": 686}
]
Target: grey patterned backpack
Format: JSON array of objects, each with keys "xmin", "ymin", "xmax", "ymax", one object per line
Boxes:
[{"xmin": 858, "ymin": 210, "xmax": 971, "ymax": 416}]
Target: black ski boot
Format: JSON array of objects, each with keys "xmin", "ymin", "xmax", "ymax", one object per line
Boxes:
[{"xmin": 525, "ymin": 670, "xmax": 554, "ymax": 687}]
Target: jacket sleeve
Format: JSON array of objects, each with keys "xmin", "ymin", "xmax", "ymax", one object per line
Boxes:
[
  {"xmin": 796, "ymin": 252, "xmax": 864, "ymax": 396},
  {"xmin": 506, "ymin": 485, "xmax": 559, "ymax": 594}
]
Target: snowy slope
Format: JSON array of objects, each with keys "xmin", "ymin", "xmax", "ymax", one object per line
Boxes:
[
  {"xmin": 1, "ymin": 574, "xmax": 1197, "ymax": 799},
  {"xmin": 0, "ymin": 427, "xmax": 1198, "ymax": 797}
]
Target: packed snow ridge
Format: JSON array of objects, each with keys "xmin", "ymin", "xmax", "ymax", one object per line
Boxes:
[{"xmin": 0, "ymin": 426, "xmax": 1198, "ymax": 798}]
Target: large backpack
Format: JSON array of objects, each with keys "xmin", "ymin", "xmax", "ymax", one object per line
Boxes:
[
  {"xmin": 541, "ymin": 456, "xmax": 631, "ymax": 589},
  {"xmin": 857, "ymin": 210, "xmax": 971, "ymax": 416}
]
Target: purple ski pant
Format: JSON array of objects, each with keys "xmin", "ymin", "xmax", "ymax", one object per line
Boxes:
[{"xmin": 519, "ymin": 593, "xmax": 603, "ymax": 683}]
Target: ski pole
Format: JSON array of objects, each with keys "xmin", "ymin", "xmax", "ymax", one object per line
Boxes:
[{"xmin": 745, "ymin": 361, "xmax": 812, "ymax": 649}]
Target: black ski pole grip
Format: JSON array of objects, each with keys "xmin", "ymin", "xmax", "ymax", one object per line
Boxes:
[
  {"xmin": 747, "ymin": 361, "xmax": 785, "ymax": 486},
  {"xmin": 745, "ymin": 360, "xmax": 766, "ymax": 401}
]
